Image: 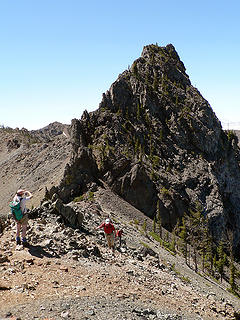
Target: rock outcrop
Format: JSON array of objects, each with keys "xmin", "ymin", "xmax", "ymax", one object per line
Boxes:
[
  {"xmin": 53, "ymin": 198, "xmax": 84, "ymax": 228},
  {"xmin": 48, "ymin": 44, "xmax": 240, "ymax": 253}
]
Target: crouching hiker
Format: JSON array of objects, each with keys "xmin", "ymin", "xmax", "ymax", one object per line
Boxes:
[
  {"xmin": 96, "ymin": 218, "xmax": 116, "ymax": 253},
  {"xmin": 10, "ymin": 189, "xmax": 33, "ymax": 247},
  {"xmin": 116, "ymin": 229, "xmax": 123, "ymax": 247}
]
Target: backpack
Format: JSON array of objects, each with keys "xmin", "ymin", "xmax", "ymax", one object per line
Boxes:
[{"xmin": 9, "ymin": 199, "xmax": 23, "ymax": 221}]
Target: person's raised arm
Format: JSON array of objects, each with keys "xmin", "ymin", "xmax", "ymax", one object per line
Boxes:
[
  {"xmin": 25, "ymin": 191, "xmax": 33, "ymax": 199},
  {"xmin": 96, "ymin": 222, "xmax": 104, "ymax": 230}
]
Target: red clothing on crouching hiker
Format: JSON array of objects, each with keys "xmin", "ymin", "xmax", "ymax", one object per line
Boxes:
[
  {"xmin": 98, "ymin": 222, "xmax": 115, "ymax": 234},
  {"xmin": 116, "ymin": 229, "xmax": 123, "ymax": 237}
]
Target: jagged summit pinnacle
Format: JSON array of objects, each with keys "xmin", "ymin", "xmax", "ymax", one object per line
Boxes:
[
  {"xmin": 99, "ymin": 43, "xmax": 198, "ymax": 123},
  {"xmin": 99, "ymin": 43, "xmax": 192, "ymax": 118},
  {"xmin": 141, "ymin": 43, "xmax": 184, "ymax": 70},
  {"xmin": 128, "ymin": 43, "xmax": 191, "ymax": 90}
]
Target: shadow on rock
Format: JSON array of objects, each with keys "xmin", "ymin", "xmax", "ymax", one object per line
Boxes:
[{"xmin": 27, "ymin": 244, "xmax": 60, "ymax": 259}]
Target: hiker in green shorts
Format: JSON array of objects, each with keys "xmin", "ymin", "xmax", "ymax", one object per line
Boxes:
[{"xmin": 12, "ymin": 189, "xmax": 33, "ymax": 246}]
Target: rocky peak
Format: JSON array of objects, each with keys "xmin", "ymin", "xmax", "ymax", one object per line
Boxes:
[
  {"xmin": 140, "ymin": 43, "xmax": 190, "ymax": 86},
  {"xmin": 50, "ymin": 44, "xmax": 240, "ymax": 254}
]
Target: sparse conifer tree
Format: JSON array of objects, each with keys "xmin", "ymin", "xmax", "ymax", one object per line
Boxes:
[
  {"xmin": 213, "ymin": 254, "xmax": 217, "ymax": 274},
  {"xmin": 137, "ymin": 103, "xmax": 141, "ymax": 120},
  {"xmin": 142, "ymin": 219, "xmax": 147, "ymax": 236},
  {"xmin": 159, "ymin": 129, "xmax": 163, "ymax": 141},
  {"xmin": 165, "ymin": 231, "xmax": 169, "ymax": 243},
  {"xmin": 153, "ymin": 72, "xmax": 158, "ymax": 91},
  {"xmin": 193, "ymin": 244, "xmax": 198, "ymax": 272},
  {"xmin": 200, "ymin": 223, "xmax": 210, "ymax": 273},
  {"xmin": 171, "ymin": 228, "xmax": 176, "ymax": 253},
  {"xmin": 175, "ymin": 94, "xmax": 179, "ymax": 105},
  {"xmin": 157, "ymin": 200, "xmax": 162, "ymax": 239},
  {"xmin": 205, "ymin": 233, "xmax": 214, "ymax": 275},
  {"xmin": 173, "ymin": 218, "xmax": 181, "ymax": 251},
  {"xmin": 216, "ymin": 239, "xmax": 227, "ymax": 282},
  {"xmin": 227, "ymin": 230, "xmax": 237, "ymax": 293},
  {"xmin": 187, "ymin": 207, "xmax": 206, "ymax": 271},
  {"xmin": 125, "ymin": 106, "xmax": 129, "ymax": 119},
  {"xmin": 145, "ymin": 70, "xmax": 150, "ymax": 86},
  {"xmin": 153, "ymin": 215, "xmax": 156, "ymax": 233},
  {"xmin": 132, "ymin": 62, "xmax": 138, "ymax": 78},
  {"xmin": 229, "ymin": 260, "xmax": 237, "ymax": 293},
  {"xmin": 179, "ymin": 216, "xmax": 188, "ymax": 264},
  {"xmin": 134, "ymin": 137, "xmax": 139, "ymax": 155},
  {"xmin": 139, "ymin": 144, "xmax": 143, "ymax": 162}
]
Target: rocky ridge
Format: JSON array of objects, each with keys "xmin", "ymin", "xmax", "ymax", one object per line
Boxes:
[
  {"xmin": 1, "ymin": 186, "xmax": 240, "ymax": 319},
  {"xmin": 50, "ymin": 44, "xmax": 240, "ymax": 253}
]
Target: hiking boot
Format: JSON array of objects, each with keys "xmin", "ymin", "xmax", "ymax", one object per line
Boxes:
[
  {"xmin": 22, "ymin": 238, "xmax": 29, "ymax": 247},
  {"xmin": 16, "ymin": 237, "xmax": 21, "ymax": 245}
]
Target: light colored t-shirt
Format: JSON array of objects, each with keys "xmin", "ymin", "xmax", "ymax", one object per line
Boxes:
[{"xmin": 13, "ymin": 195, "xmax": 31, "ymax": 213}]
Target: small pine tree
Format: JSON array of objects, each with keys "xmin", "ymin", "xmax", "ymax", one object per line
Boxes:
[
  {"xmin": 142, "ymin": 219, "xmax": 147, "ymax": 237},
  {"xmin": 216, "ymin": 240, "xmax": 227, "ymax": 282},
  {"xmin": 153, "ymin": 72, "xmax": 158, "ymax": 91},
  {"xmin": 125, "ymin": 106, "xmax": 129, "ymax": 119},
  {"xmin": 175, "ymin": 94, "xmax": 179, "ymax": 105},
  {"xmin": 205, "ymin": 233, "xmax": 214, "ymax": 275},
  {"xmin": 200, "ymin": 223, "xmax": 210, "ymax": 273},
  {"xmin": 139, "ymin": 144, "xmax": 143, "ymax": 162},
  {"xmin": 153, "ymin": 215, "xmax": 156, "ymax": 233},
  {"xmin": 227, "ymin": 230, "xmax": 237, "ymax": 293},
  {"xmin": 145, "ymin": 70, "xmax": 150, "ymax": 86},
  {"xmin": 193, "ymin": 244, "xmax": 198, "ymax": 272},
  {"xmin": 213, "ymin": 254, "xmax": 217, "ymax": 274},
  {"xmin": 173, "ymin": 219, "xmax": 180, "ymax": 251},
  {"xmin": 229, "ymin": 260, "xmax": 237, "ymax": 293},
  {"xmin": 170, "ymin": 229, "xmax": 176, "ymax": 253},
  {"xmin": 159, "ymin": 129, "xmax": 163, "ymax": 141},
  {"xmin": 165, "ymin": 231, "xmax": 169, "ymax": 243},
  {"xmin": 132, "ymin": 61, "xmax": 138, "ymax": 78},
  {"xmin": 137, "ymin": 103, "xmax": 141, "ymax": 120},
  {"xmin": 134, "ymin": 137, "xmax": 139, "ymax": 155},
  {"xmin": 179, "ymin": 217, "xmax": 188, "ymax": 264},
  {"xmin": 157, "ymin": 200, "xmax": 162, "ymax": 239}
]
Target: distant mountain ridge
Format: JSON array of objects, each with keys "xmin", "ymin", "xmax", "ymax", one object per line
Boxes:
[
  {"xmin": 30, "ymin": 121, "xmax": 70, "ymax": 142},
  {"xmin": 0, "ymin": 122, "xmax": 71, "ymax": 212}
]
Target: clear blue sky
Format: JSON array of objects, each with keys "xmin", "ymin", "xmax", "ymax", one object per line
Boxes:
[{"xmin": 0, "ymin": 0, "xmax": 239, "ymax": 130}]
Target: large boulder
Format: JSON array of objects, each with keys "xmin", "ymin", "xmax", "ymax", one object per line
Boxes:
[{"xmin": 54, "ymin": 199, "xmax": 83, "ymax": 228}]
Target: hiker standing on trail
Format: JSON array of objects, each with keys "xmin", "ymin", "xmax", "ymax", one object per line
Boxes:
[
  {"xmin": 96, "ymin": 218, "xmax": 116, "ymax": 253},
  {"xmin": 13, "ymin": 189, "xmax": 33, "ymax": 246}
]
